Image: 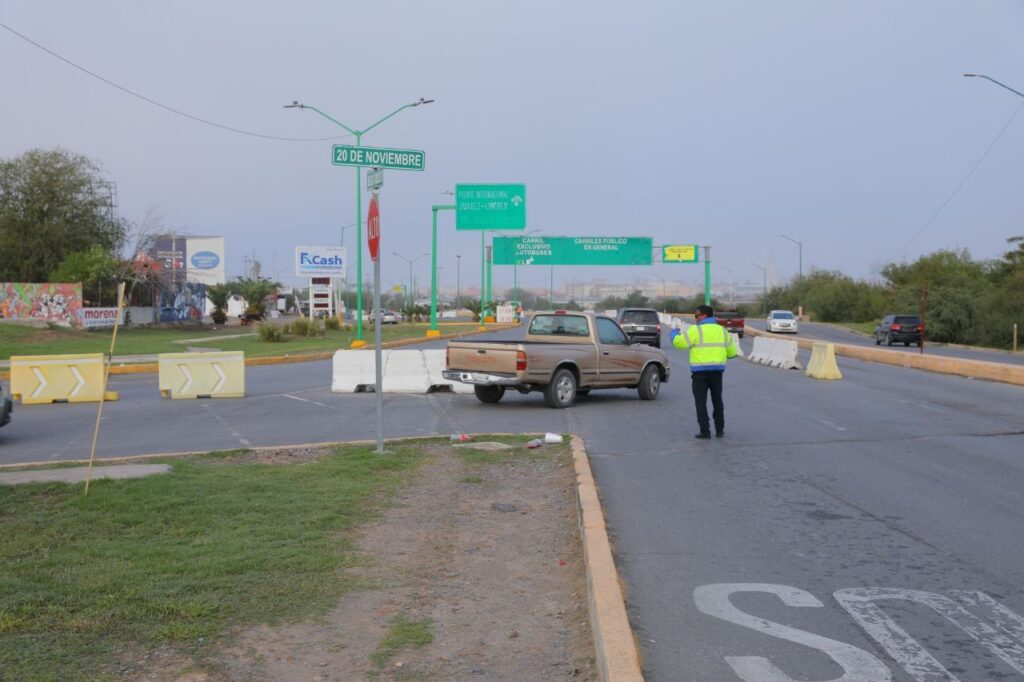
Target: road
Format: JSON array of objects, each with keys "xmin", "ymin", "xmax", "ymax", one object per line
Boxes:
[
  {"xmin": 3, "ymin": 328, "xmax": 1024, "ymax": 680},
  {"xmin": 747, "ymin": 318, "xmax": 1024, "ymax": 366}
]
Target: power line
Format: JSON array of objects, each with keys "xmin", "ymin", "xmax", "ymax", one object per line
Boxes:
[
  {"xmin": 0, "ymin": 20, "xmax": 352, "ymax": 143},
  {"xmin": 889, "ymin": 98, "xmax": 1024, "ymax": 261}
]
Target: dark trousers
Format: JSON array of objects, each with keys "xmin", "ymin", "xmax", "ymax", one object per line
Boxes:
[{"xmin": 691, "ymin": 371, "xmax": 725, "ymax": 435}]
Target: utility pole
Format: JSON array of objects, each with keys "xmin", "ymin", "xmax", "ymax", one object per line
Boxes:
[
  {"xmin": 456, "ymin": 254, "xmax": 461, "ymax": 310},
  {"xmin": 703, "ymin": 246, "xmax": 712, "ymax": 306}
]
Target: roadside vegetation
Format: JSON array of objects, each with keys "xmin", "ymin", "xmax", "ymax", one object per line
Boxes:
[
  {"xmin": 740, "ymin": 243, "xmax": 1024, "ymax": 349},
  {"xmin": 0, "ymin": 321, "xmax": 486, "ymax": 361},
  {"xmin": 0, "ymin": 442, "xmax": 427, "ymax": 681}
]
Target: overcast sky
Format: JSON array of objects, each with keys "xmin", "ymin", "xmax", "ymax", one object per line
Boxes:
[{"xmin": 3, "ymin": 1, "xmax": 1023, "ymax": 296}]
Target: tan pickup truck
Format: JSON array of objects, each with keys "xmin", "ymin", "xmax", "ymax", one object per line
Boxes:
[{"xmin": 443, "ymin": 311, "xmax": 670, "ymax": 408}]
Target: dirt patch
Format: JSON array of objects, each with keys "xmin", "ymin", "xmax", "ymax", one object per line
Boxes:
[
  {"xmin": 207, "ymin": 447, "xmax": 336, "ymax": 466},
  {"xmin": 135, "ymin": 439, "xmax": 595, "ymax": 681}
]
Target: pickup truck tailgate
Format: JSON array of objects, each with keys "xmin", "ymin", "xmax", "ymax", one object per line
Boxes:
[{"xmin": 447, "ymin": 342, "xmax": 519, "ymax": 374}]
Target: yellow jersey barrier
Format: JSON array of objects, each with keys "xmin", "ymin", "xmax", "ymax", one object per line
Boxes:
[
  {"xmin": 805, "ymin": 342, "xmax": 843, "ymax": 380},
  {"xmin": 9, "ymin": 353, "xmax": 119, "ymax": 404},
  {"xmin": 158, "ymin": 351, "xmax": 245, "ymax": 399}
]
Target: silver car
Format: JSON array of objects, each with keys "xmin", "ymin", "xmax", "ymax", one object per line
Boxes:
[{"xmin": 767, "ymin": 310, "xmax": 799, "ymax": 333}]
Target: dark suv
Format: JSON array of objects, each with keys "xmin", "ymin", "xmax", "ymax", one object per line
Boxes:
[
  {"xmin": 874, "ymin": 314, "xmax": 923, "ymax": 347},
  {"xmin": 1, "ymin": 381, "xmax": 12, "ymax": 429},
  {"xmin": 616, "ymin": 308, "xmax": 662, "ymax": 348}
]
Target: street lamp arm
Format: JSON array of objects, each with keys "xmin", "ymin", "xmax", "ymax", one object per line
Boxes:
[
  {"xmin": 779, "ymin": 234, "xmax": 802, "ymax": 247},
  {"xmin": 285, "ymin": 102, "xmax": 358, "ymax": 135},
  {"xmin": 362, "ymin": 98, "xmax": 434, "ymax": 135},
  {"xmin": 963, "ymin": 74, "xmax": 1024, "ymax": 100}
]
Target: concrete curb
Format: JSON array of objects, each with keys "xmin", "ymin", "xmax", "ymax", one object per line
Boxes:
[
  {"xmin": 571, "ymin": 435, "xmax": 645, "ymax": 681},
  {"xmin": 0, "ymin": 324, "xmax": 519, "ymax": 382},
  {"xmin": 744, "ymin": 327, "xmax": 1024, "ymax": 387},
  {"xmin": 1, "ymin": 432, "xmax": 646, "ymax": 682}
]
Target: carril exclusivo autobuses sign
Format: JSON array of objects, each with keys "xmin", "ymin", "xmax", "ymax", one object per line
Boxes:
[{"xmin": 295, "ymin": 246, "xmax": 347, "ymax": 277}]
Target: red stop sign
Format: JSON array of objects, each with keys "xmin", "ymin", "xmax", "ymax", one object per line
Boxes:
[{"xmin": 367, "ymin": 195, "xmax": 380, "ymax": 261}]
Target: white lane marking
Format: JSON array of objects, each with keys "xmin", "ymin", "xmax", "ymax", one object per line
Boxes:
[
  {"xmin": 282, "ymin": 394, "xmax": 310, "ymax": 402},
  {"xmin": 30, "ymin": 367, "xmax": 48, "ymax": 399},
  {"xmin": 837, "ymin": 587, "xmax": 1024, "ymax": 679},
  {"xmin": 212, "ymin": 363, "xmax": 226, "ymax": 393},
  {"xmin": 951, "ymin": 590, "xmax": 1024, "ymax": 646},
  {"xmin": 694, "ymin": 583, "xmax": 891, "ymax": 682},
  {"xmin": 68, "ymin": 366, "xmax": 85, "ymax": 398},
  {"xmin": 178, "ymin": 365, "xmax": 193, "ymax": 395},
  {"xmin": 201, "ymin": 404, "xmax": 251, "ymax": 448},
  {"xmin": 816, "ymin": 417, "xmax": 848, "ymax": 432},
  {"xmin": 835, "ymin": 588, "xmax": 957, "ymax": 681}
]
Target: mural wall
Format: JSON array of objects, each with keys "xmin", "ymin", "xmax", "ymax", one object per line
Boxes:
[
  {"xmin": 159, "ymin": 282, "xmax": 206, "ymax": 322},
  {"xmin": 0, "ymin": 283, "xmax": 83, "ymax": 325}
]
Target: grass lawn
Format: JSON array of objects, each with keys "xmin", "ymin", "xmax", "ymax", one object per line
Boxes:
[
  {"xmin": 0, "ymin": 442, "xmax": 431, "ymax": 681},
  {"xmin": 0, "ymin": 322, "xmax": 486, "ymax": 361},
  {"xmin": 828, "ymin": 321, "xmax": 876, "ymax": 335}
]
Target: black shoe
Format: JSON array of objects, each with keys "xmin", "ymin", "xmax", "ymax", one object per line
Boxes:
[
  {"xmin": 695, "ymin": 432, "xmax": 711, "ymax": 439},
  {"xmin": 715, "ymin": 431, "xmax": 724, "ymax": 438}
]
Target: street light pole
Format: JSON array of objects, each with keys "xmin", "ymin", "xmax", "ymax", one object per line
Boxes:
[
  {"xmin": 285, "ymin": 97, "xmax": 433, "ymax": 348},
  {"xmin": 964, "ymin": 73, "xmax": 1024, "ymax": 99},
  {"xmin": 392, "ymin": 251, "xmax": 428, "ymax": 310},
  {"xmin": 780, "ymin": 235, "xmax": 803, "ymax": 318},
  {"xmin": 752, "ymin": 263, "xmax": 768, "ymax": 315},
  {"xmin": 456, "ymin": 254, "xmax": 461, "ymax": 310}
]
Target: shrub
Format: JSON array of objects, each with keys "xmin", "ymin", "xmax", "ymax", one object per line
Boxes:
[
  {"xmin": 258, "ymin": 323, "xmax": 286, "ymax": 342},
  {"xmin": 290, "ymin": 317, "xmax": 318, "ymax": 337},
  {"xmin": 324, "ymin": 317, "xmax": 340, "ymax": 331}
]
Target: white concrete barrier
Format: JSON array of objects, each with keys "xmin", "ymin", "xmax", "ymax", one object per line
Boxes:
[
  {"xmin": 332, "ymin": 350, "xmax": 376, "ymax": 392},
  {"xmin": 747, "ymin": 336, "xmax": 771, "ymax": 364},
  {"xmin": 730, "ymin": 332, "xmax": 744, "ymax": 359},
  {"xmin": 423, "ymin": 349, "xmax": 473, "ymax": 393},
  {"xmin": 381, "ymin": 350, "xmax": 432, "ymax": 393},
  {"xmin": 333, "ymin": 350, "xmax": 469, "ymax": 394},
  {"xmin": 768, "ymin": 337, "xmax": 803, "ymax": 370}
]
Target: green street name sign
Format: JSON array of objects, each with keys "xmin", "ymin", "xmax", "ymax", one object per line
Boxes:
[
  {"xmin": 663, "ymin": 244, "xmax": 699, "ymax": 263},
  {"xmin": 493, "ymin": 236, "xmax": 653, "ymax": 266},
  {"xmin": 455, "ymin": 183, "xmax": 526, "ymax": 230},
  {"xmin": 332, "ymin": 145, "xmax": 425, "ymax": 171}
]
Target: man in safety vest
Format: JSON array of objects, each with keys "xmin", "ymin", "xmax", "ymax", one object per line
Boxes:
[{"xmin": 670, "ymin": 304, "xmax": 739, "ymax": 439}]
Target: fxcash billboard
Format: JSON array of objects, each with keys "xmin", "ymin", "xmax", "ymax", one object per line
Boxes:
[{"xmin": 295, "ymin": 246, "xmax": 347, "ymax": 277}]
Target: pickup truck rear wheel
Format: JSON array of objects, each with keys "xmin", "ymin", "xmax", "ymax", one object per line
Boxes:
[
  {"xmin": 473, "ymin": 385, "xmax": 505, "ymax": 404},
  {"xmin": 544, "ymin": 368, "xmax": 576, "ymax": 409},
  {"xmin": 638, "ymin": 364, "xmax": 661, "ymax": 400}
]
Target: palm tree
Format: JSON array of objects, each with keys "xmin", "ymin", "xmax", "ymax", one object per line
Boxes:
[{"xmin": 206, "ymin": 283, "xmax": 231, "ymax": 324}]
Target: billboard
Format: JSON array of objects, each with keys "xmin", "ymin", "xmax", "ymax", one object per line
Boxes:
[
  {"xmin": 295, "ymin": 246, "xmax": 346, "ymax": 277},
  {"xmin": 77, "ymin": 307, "xmax": 126, "ymax": 329},
  {"xmin": 1, "ymin": 283, "xmax": 83, "ymax": 325},
  {"xmin": 186, "ymin": 237, "xmax": 226, "ymax": 285}
]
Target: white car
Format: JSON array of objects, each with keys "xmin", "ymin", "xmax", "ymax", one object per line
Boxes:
[
  {"xmin": 370, "ymin": 309, "xmax": 399, "ymax": 325},
  {"xmin": 767, "ymin": 310, "xmax": 799, "ymax": 333}
]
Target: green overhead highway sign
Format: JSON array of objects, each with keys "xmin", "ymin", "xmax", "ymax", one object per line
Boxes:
[
  {"xmin": 493, "ymin": 236, "xmax": 653, "ymax": 266},
  {"xmin": 332, "ymin": 145, "xmax": 425, "ymax": 171},
  {"xmin": 455, "ymin": 184, "xmax": 526, "ymax": 230}
]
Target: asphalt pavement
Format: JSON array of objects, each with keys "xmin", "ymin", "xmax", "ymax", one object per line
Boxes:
[{"xmin": 3, "ymin": 328, "xmax": 1024, "ymax": 680}]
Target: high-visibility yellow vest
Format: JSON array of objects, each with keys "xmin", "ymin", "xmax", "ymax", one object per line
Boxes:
[{"xmin": 671, "ymin": 319, "xmax": 738, "ymax": 372}]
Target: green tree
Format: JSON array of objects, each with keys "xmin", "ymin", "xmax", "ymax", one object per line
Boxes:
[
  {"xmin": 48, "ymin": 245, "xmax": 121, "ymax": 306},
  {"xmin": 0, "ymin": 148, "xmax": 126, "ymax": 281}
]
